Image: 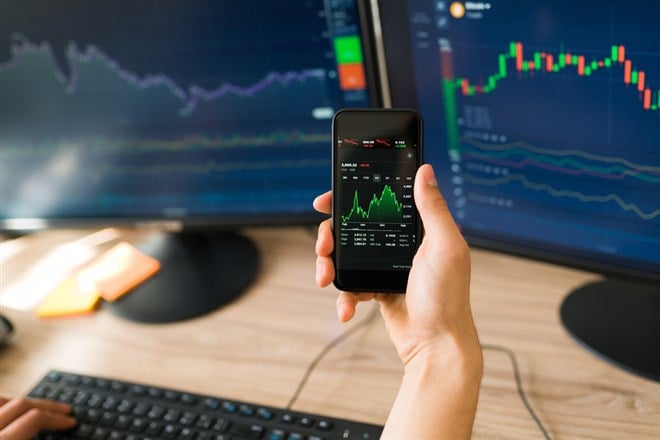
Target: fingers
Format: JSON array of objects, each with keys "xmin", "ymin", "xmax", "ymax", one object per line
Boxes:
[
  {"xmin": 313, "ymin": 189, "xmax": 379, "ymax": 323},
  {"xmin": 315, "ymin": 218, "xmax": 335, "ymax": 287},
  {"xmin": 336, "ymin": 292, "xmax": 376, "ymax": 323},
  {"xmin": 316, "ymin": 256, "xmax": 335, "ymax": 287},
  {"xmin": 21, "ymin": 398, "xmax": 72, "ymax": 414},
  {"xmin": 315, "ymin": 218, "xmax": 333, "ymax": 257},
  {"xmin": 414, "ymin": 164, "xmax": 461, "ymax": 240},
  {"xmin": 2, "ymin": 409, "xmax": 76, "ymax": 439},
  {"xmin": 313, "ymin": 191, "xmax": 332, "ymax": 215},
  {"xmin": 0, "ymin": 397, "xmax": 76, "ymax": 438}
]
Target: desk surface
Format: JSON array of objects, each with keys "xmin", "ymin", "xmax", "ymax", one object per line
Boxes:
[{"xmin": 1, "ymin": 227, "xmax": 659, "ymax": 439}]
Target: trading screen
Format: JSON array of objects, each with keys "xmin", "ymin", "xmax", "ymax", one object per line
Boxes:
[
  {"xmin": 401, "ymin": 0, "xmax": 659, "ymax": 275},
  {"xmin": 0, "ymin": 0, "xmax": 371, "ymax": 221},
  {"xmin": 334, "ymin": 118, "xmax": 420, "ymax": 272}
]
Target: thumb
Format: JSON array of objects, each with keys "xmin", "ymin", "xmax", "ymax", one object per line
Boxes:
[{"xmin": 414, "ymin": 164, "xmax": 460, "ymax": 239}]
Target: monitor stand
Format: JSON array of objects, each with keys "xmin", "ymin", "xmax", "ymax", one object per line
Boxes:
[
  {"xmin": 104, "ymin": 230, "xmax": 259, "ymax": 323},
  {"xmin": 560, "ymin": 278, "xmax": 660, "ymax": 382}
]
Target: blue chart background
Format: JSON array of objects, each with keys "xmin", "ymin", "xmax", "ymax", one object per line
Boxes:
[
  {"xmin": 0, "ymin": 0, "xmax": 371, "ymax": 221},
  {"xmin": 405, "ymin": 0, "xmax": 659, "ymax": 275}
]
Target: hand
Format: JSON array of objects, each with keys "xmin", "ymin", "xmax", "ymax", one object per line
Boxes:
[
  {"xmin": 314, "ymin": 164, "xmax": 482, "ymax": 439},
  {"xmin": 0, "ymin": 396, "xmax": 76, "ymax": 440},
  {"xmin": 314, "ymin": 163, "xmax": 480, "ymax": 366}
]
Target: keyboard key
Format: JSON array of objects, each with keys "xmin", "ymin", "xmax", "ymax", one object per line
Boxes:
[
  {"xmin": 130, "ymin": 384, "xmax": 146, "ymax": 395},
  {"xmin": 180, "ymin": 393, "xmax": 197, "ymax": 405},
  {"xmin": 130, "ymin": 417, "xmax": 147, "ymax": 433},
  {"xmin": 180, "ymin": 427, "xmax": 195, "ymax": 439},
  {"xmin": 110, "ymin": 381, "xmax": 127, "ymax": 393},
  {"xmin": 240, "ymin": 404, "xmax": 256, "ymax": 416},
  {"xmin": 164, "ymin": 390, "xmax": 179, "ymax": 401},
  {"xmin": 117, "ymin": 400, "xmax": 134, "ymax": 414},
  {"xmin": 164, "ymin": 408, "xmax": 181, "ymax": 423},
  {"xmin": 162, "ymin": 424, "xmax": 179, "ymax": 438},
  {"xmin": 179, "ymin": 410, "xmax": 197, "ymax": 425},
  {"xmin": 145, "ymin": 420, "xmax": 163, "ymax": 435},
  {"xmin": 65, "ymin": 375, "xmax": 80, "ymax": 386},
  {"xmin": 85, "ymin": 408, "xmax": 102, "ymax": 423},
  {"xmin": 213, "ymin": 417, "xmax": 231, "ymax": 432},
  {"xmin": 231, "ymin": 423, "xmax": 265, "ymax": 439},
  {"xmin": 299, "ymin": 416, "xmax": 314, "ymax": 427},
  {"xmin": 268, "ymin": 429, "xmax": 286, "ymax": 440},
  {"xmin": 76, "ymin": 424, "xmax": 95, "ymax": 437},
  {"xmin": 132, "ymin": 402, "xmax": 150, "ymax": 416},
  {"xmin": 87, "ymin": 394, "xmax": 103, "ymax": 408},
  {"xmin": 95, "ymin": 379, "xmax": 110, "ymax": 390},
  {"xmin": 222, "ymin": 401, "xmax": 237, "ymax": 413},
  {"xmin": 102, "ymin": 396, "xmax": 119, "ymax": 411},
  {"xmin": 196, "ymin": 413, "xmax": 215, "ymax": 429},
  {"xmin": 108, "ymin": 431, "xmax": 124, "ymax": 440},
  {"xmin": 100, "ymin": 412, "xmax": 117, "ymax": 427},
  {"xmin": 116, "ymin": 414, "xmax": 132, "ymax": 429},
  {"xmin": 204, "ymin": 398, "xmax": 221, "ymax": 410},
  {"xmin": 46, "ymin": 371, "xmax": 62, "ymax": 382},
  {"xmin": 147, "ymin": 405, "xmax": 165, "ymax": 419},
  {"xmin": 147, "ymin": 387, "xmax": 163, "ymax": 398},
  {"xmin": 257, "ymin": 408, "xmax": 273, "ymax": 420},
  {"xmin": 91, "ymin": 427, "xmax": 108, "ymax": 439}
]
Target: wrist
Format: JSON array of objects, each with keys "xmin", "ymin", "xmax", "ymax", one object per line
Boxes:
[
  {"xmin": 403, "ymin": 332, "xmax": 483, "ymax": 384},
  {"xmin": 382, "ymin": 332, "xmax": 483, "ymax": 440}
]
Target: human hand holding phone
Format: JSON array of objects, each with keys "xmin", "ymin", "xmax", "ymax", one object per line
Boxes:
[{"xmin": 314, "ymin": 164, "xmax": 483, "ymax": 439}]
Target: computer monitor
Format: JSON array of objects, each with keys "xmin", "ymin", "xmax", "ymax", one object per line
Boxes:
[
  {"xmin": 0, "ymin": 0, "xmax": 380, "ymax": 322},
  {"xmin": 375, "ymin": 0, "xmax": 659, "ymax": 381}
]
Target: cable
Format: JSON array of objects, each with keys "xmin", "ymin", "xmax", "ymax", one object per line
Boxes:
[
  {"xmin": 481, "ymin": 343, "xmax": 552, "ymax": 440},
  {"xmin": 284, "ymin": 308, "xmax": 552, "ymax": 439},
  {"xmin": 285, "ymin": 305, "xmax": 380, "ymax": 410}
]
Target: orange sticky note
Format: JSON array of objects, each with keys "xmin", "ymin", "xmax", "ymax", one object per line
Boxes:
[
  {"xmin": 80, "ymin": 242, "xmax": 160, "ymax": 301},
  {"xmin": 36, "ymin": 277, "xmax": 100, "ymax": 318}
]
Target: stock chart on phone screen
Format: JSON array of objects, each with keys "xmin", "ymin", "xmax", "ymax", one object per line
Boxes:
[
  {"xmin": 407, "ymin": 0, "xmax": 659, "ymax": 273},
  {"xmin": 0, "ymin": 0, "xmax": 370, "ymax": 219},
  {"xmin": 336, "ymin": 139, "xmax": 418, "ymax": 271}
]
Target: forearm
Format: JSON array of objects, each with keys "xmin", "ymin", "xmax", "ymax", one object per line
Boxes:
[{"xmin": 381, "ymin": 336, "xmax": 483, "ymax": 440}]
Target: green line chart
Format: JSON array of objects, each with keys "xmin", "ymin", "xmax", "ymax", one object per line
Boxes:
[{"xmin": 341, "ymin": 185, "xmax": 404, "ymax": 223}]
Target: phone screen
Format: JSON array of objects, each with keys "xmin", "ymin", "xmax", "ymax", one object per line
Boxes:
[{"xmin": 332, "ymin": 109, "xmax": 422, "ymax": 292}]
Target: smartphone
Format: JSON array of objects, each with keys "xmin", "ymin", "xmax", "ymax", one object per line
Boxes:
[{"xmin": 332, "ymin": 108, "xmax": 423, "ymax": 293}]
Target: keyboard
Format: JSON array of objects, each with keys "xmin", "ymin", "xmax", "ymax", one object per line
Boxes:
[{"xmin": 29, "ymin": 370, "xmax": 383, "ymax": 440}]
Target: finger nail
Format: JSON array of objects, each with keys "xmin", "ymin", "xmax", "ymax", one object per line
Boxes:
[{"xmin": 425, "ymin": 165, "xmax": 438, "ymax": 187}]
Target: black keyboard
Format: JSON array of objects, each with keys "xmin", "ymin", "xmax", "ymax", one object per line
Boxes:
[{"xmin": 29, "ymin": 370, "xmax": 383, "ymax": 440}]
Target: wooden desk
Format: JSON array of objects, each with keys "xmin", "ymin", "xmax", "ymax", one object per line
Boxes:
[{"xmin": 1, "ymin": 227, "xmax": 659, "ymax": 439}]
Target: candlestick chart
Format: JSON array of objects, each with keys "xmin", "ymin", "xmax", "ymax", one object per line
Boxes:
[
  {"xmin": 406, "ymin": 0, "xmax": 660, "ymax": 271},
  {"xmin": 453, "ymin": 42, "xmax": 659, "ymax": 112},
  {"xmin": 438, "ymin": 37, "xmax": 659, "ymax": 223}
]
